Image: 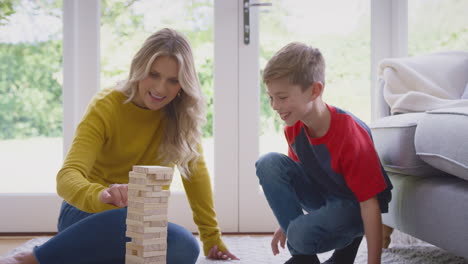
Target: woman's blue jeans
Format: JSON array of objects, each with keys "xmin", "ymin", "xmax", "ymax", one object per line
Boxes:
[
  {"xmin": 33, "ymin": 201, "xmax": 199, "ymax": 264},
  {"xmin": 256, "ymin": 152, "xmax": 364, "ymax": 255}
]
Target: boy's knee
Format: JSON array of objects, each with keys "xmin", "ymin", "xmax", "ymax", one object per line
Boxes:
[
  {"xmin": 287, "ymin": 216, "xmax": 359, "ymax": 255},
  {"xmin": 255, "ymin": 152, "xmax": 286, "ymax": 176},
  {"xmin": 286, "ymin": 218, "xmax": 324, "ymax": 255}
]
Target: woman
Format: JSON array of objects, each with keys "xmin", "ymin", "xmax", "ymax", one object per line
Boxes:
[{"xmin": 3, "ymin": 28, "xmax": 238, "ymax": 264}]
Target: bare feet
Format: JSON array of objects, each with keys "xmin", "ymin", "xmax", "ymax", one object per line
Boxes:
[{"xmin": 0, "ymin": 251, "xmax": 38, "ymax": 264}]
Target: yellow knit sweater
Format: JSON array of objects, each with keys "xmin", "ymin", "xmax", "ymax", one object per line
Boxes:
[{"xmin": 56, "ymin": 88, "xmax": 226, "ymax": 255}]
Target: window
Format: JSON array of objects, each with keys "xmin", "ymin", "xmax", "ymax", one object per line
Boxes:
[
  {"xmin": 0, "ymin": 0, "xmax": 63, "ymax": 193},
  {"xmin": 408, "ymin": 0, "xmax": 468, "ymax": 56}
]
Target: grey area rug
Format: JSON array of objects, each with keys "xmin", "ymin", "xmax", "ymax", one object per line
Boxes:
[{"xmin": 3, "ymin": 230, "xmax": 468, "ymax": 264}]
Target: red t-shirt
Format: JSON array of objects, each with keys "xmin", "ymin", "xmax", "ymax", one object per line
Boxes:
[{"xmin": 285, "ymin": 105, "xmax": 392, "ymax": 210}]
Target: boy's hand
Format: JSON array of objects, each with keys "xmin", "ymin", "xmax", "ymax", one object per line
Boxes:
[
  {"xmin": 271, "ymin": 227, "xmax": 286, "ymax": 255},
  {"xmin": 99, "ymin": 184, "xmax": 128, "ymax": 207},
  {"xmin": 207, "ymin": 245, "xmax": 239, "ymax": 260}
]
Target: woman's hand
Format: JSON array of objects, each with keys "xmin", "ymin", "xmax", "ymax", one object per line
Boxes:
[
  {"xmin": 271, "ymin": 227, "xmax": 286, "ymax": 255},
  {"xmin": 99, "ymin": 184, "xmax": 128, "ymax": 207},
  {"xmin": 207, "ymin": 245, "xmax": 239, "ymax": 260}
]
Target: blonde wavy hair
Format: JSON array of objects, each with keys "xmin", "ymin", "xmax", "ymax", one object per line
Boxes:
[{"xmin": 119, "ymin": 28, "xmax": 206, "ymax": 179}]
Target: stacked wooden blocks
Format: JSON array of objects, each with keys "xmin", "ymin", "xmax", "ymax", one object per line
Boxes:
[{"xmin": 125, "ymin": 165, "xmax": 174, "ymax": 264}]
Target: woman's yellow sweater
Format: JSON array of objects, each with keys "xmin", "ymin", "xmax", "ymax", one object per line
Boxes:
[{"xmin": 56, "ymin": 88, "xmax": 226, "ymax": 255}]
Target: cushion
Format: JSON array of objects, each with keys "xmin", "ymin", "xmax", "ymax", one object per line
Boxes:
[
  {"xmin": 370, "ymin": 113, "xmax": 443, "ymax": 177},
  {"xmin": 415, "ymin": 107, "xmax": 468, "ymax": 181}
]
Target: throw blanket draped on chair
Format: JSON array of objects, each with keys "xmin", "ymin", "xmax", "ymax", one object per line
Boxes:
[{"xmin": 379, "ymin": 51, "xmax": 468, "ymax": 114}]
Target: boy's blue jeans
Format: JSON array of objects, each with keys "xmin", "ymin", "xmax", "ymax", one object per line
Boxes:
[
  {"xmin": 33, "ymin": 201, "xmax": 199, "ymax": 264},
  {"xmin": 256, "ymin": 152, "xmax": 364, "ymax": 255}
]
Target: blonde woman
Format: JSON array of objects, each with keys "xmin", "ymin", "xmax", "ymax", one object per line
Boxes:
[{"xmin": 3, "ymin": 28, "xmax": 238, "ymax": 264}]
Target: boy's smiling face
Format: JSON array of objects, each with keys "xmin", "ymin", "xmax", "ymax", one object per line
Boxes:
[{"xmin": 266, "ymin": 77, "xmax": 313, "ymax": 126}]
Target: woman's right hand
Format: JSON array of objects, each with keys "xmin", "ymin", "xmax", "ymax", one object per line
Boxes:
[{"xmin": 99, "ymin": 184, "xmax": 128, "ymax": 207}]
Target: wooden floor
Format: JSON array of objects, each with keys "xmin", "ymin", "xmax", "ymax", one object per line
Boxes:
[{"xmin": 0, "ymin": 236, "xmax": 44, "ymax": 255}]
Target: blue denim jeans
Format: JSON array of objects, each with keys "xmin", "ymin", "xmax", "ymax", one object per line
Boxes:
[
  {"xmin": 256, "ymin": 152, "xmax": 364, "ymax": 255},
  {"xmin": 33, "ymin": 201, "xmax": 199, "ymax": 264}
]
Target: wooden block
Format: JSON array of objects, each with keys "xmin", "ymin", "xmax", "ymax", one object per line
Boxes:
[
  {"xmin": 126, "ymin": 219, "xmax": 144, "ymax": 227},
  {"xmin": 129, "ymin": 171, "xmax": 147, "ymax": 178},
  {"xmin": 132, "ymin": 171, "xmax": 172, "ymax": 181},
  {"xmin": 131, "ymin": 237, "xmax": 166, "ymax": 246},
  {"xmin": 148, "ymin": 220, "xmax": 168, "ymax": 227},
  {"xmin": 128, "ymin": 175, "xmax": 172, "ymax": 186},
  {"xmin": 125, "ymin": 255, "xmax": 143, "ymax": 264},
  {"xmin": 128, "ymin": 208, "xmax": 168, "ymax": 216},
  {"xmin": 129, "ymin": 177, "xmax": 148, "ymax": 185},
  {"xmin": 127, "ymin": 213, "xmax": 167, "ymax": 222},
  {"xmin": 126, "ymin": 219, "xmax": 167, "ymax": 228},
  {"xmin": 126, "ymin": 230, "xmax": 167, "ymax": 240},
  {"xmin": 127, "ymin": 204, "xmax": 168, "ymax": 216},
  {"xmin": 148, "ymin": 179, "xmax": 172, "ymax": 186},
  {"xmin": 127, "ymin": 225, "xmax": 166, "ymax": 233},
  {"xmin": 126, "ymin": 219, "xmax": 167, "ymax": 227},
  {"xmin": 127, "ymin": 189, "xmax": 139, "ymax": 197},
  {"xmin": 154, "ymin": 173, "xmax": 165, "ymax": 180},
  {"xmin": 127, "ymin": 188, "xmax": 164, "ymax": 199},
  {"xmin": 138, "ymin": 191, "xmax": 170, "ymax": 198},
  {"xmin": 128, "ymin": 183, "xmax": 154, "ymax": 192},
  {"xmin": 129, "ymin": 179, "xmax": 172, "ymax": 186},
  {"xmin": 151, "ymin": 185, "xmax": 163, "ymax": 191},
  {"xmin": 138, "ymin": 250, "xmax": 166, "ymax": 258},
  {"xmin": 133, "ymin": 165, "xmax": 173, "ymax": 175},
  {"xmin": 130, "ymin": 196, "xmax": 166, "ymax": 204},
  {"xmin": 149, "ymin": 244, "xmax": 167, "ymax": 251},
  {"xmin": 126, "ymin": 242, "xmax": 167, "ymax": 257},
  {"xmin": 127, "ymin": 238, "xmax": 165, "ymax": 246},
  {"xmin": 126, "ymin": 254, "xmax": 166, "ymax": 264},
  {"xmin": 127, "ymin": 200, "xmax": 168, "ymax": 209},
  {"xmin": 129, "ymin": 191, "xmax": 170, "ymax": 201}
]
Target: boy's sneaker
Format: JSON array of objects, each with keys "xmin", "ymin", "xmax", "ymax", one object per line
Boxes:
[
  {"xmin": 284, "ymin": 254, "xmax": 320, "ymax": 264},
  {"xmin": 322, "ymin": 236, "xmax": 363, "ymax": 264}
]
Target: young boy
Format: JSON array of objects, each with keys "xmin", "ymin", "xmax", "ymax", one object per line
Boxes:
[{"xmin": 256, "ymin": 42, "xmax": 392, "ymax": 264}]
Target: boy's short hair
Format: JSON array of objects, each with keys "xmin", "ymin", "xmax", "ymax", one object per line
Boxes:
[{"xmin": 263, "ymin": 42, "xmax": 325, "ymax": 91}]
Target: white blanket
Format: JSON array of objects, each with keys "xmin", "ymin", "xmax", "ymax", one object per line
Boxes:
[{"xmin": 379, "ymin": 51, "xmax": 468, "ymax": 114}]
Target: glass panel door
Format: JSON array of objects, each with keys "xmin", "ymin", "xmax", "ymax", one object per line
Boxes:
[
  {"xmin": 239, "ymin": 0, "xmax": 371, "ymax": 231},
  {"xmin": 99, "ymin": 0, "xmax": 240, "ymax": 231}
]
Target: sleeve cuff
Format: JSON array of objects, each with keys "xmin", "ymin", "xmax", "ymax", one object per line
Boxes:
[{"xmin": 202, "ymin": 237, "xmax": 227, "ymax": 256}]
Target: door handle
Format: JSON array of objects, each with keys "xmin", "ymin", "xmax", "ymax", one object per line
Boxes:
[{"xmin": 243, "ymin": 0, "xmax": 272, "ymax": 45}]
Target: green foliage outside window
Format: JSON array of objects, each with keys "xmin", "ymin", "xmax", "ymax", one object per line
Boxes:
[
  {"xmin": 1, "ymin": 0, "xmax": 467, "ymax": 140},
  {"xmin": 0, "ymin": 0, "xmax": 15, "ymax": 26},
  {"xmin": 0, "ymin": 41, "xmax": 62, "ymax": 139}
]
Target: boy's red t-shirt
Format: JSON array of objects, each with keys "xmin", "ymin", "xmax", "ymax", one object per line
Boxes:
[{"xmin": 284, "ymin": 104, "xmax": 392, "ymax": 211}]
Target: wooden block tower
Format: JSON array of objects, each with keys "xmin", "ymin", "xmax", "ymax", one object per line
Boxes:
[{"xmin": 125, "ymin": 165, "xmax": 174, "ymax": 264}]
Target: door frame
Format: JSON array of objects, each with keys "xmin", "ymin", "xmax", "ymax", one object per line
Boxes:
[
  {"xmin": 0, "ymin": 0, "xmax": 408, "ymax": 233},
  {"xmin": 237, "ymin": 0, "xmax": 408, "ymax": 232}
]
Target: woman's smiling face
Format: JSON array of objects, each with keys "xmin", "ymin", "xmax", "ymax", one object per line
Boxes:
[{"xmin": 133, "ymin": 55, "xmax": 182, "ymax": 110}]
